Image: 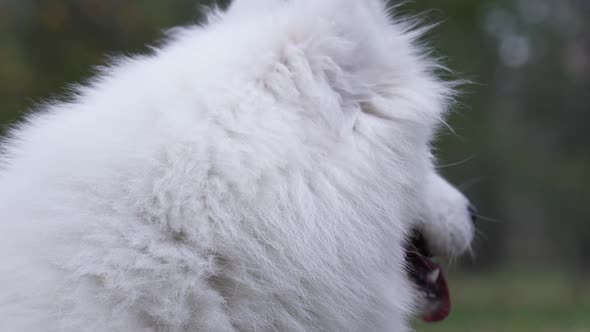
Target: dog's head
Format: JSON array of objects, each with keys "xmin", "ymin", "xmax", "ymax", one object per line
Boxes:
[{"xmin": 225, "ymin": 0, "xmax": 476, "ymax": 325}]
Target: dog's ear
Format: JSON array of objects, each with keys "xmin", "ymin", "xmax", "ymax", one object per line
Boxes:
[
  {"xmin": 227, "ymin": 0, "xmax": 386, "ymax": 16},
  {"xmin": 227, "ymin": 0, "xmax": 286, "ymax": 15}
]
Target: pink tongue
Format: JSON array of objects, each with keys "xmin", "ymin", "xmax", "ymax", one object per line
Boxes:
[{"xmin": 411, "ymin": 253, "xmax": 451, "ymax": 323}]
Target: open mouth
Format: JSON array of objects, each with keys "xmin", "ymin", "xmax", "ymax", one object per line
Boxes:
[{"xmin": 405, "ymin": 231, "xmax": 451, "ymax": 323}]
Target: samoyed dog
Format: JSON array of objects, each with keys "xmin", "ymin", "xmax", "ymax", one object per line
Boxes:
[{"xmin": 0, "ymin": 0, "xmax": 476, "ymax": 331}]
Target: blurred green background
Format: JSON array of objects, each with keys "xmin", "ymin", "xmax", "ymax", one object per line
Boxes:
[{"xmin": 0, "ymin": 0, "xmax": 589, "ymax": 331}]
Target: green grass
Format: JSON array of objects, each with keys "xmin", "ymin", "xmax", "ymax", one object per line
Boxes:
[{"xmin": 416, "ymin": 271, "xmax": 590, "ymax": 332}]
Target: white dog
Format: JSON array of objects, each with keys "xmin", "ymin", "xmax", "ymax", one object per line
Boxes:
[{"xmin": 0, "ymin": 0, "xmax": 475, "ymax": 331}]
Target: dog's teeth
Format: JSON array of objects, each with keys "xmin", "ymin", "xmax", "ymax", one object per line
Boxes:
[{"xmin": 426, "ymin": 268, "xmax": 440, "ymax": 283}]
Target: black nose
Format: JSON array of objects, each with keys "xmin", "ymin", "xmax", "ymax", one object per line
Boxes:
[{"xmin": 468, "ymin": 204, "xmax": 478, "ymax": 223}]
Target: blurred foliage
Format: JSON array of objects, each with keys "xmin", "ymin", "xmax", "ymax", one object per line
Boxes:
[{"xmin": 1, "ymin": 1, "xmax": 590, "ymax": 326}]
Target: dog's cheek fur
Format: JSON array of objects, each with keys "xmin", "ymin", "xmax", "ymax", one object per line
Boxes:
[{"xmin": 0, "ymin": 1, "xmax": 452, "ymax": 331}]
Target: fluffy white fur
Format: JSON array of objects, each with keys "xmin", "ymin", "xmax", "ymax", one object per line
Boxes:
[{"xmin": 0, "ymin": 0, "xmax": 474, "ymax": 331}]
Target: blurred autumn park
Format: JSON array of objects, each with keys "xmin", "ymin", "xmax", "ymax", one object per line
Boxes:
[{"xmin": 1, "ymin": 1, "xmax": 589, "ymax": 331}]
